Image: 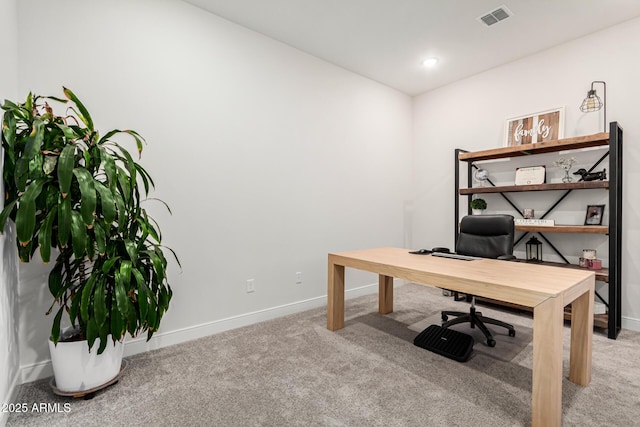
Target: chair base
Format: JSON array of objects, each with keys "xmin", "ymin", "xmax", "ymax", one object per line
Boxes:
[{"xmin": 441, "ymin": 306, "xmax": 515, "ymax": 347}]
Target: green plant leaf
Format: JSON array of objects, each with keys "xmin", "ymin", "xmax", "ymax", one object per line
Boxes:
[
  {"xmin": 80, "ymin": 274, "xmax": 97, "ymax": 323},
  {"xmin": 124, "ymin": 239, "xmax": 137, "ymax": 262},
  {"xmin": 55, "ymin": 123, "xmax": 79, "ymax": 140},
  {"xmin": 70, "ymin": 211, "xmax": 87, "ymax": 259},
  {"xmin": 17, "ymin": 240, "xmax": 34, "ymax": 262},
  {"xmin": 85, "ymin": 232, "xmax": 95, "ymax": 260},
  {"xmin": 57, "ymin": 144, "xmax": 76, "ymax": 197},
  {"xmin": 15, "ymin": 178, "xmax": 47, "ymax": 245},
  {"xmin": 50, "ymin": 306, "xmax": 64, "ymax": 345},
  {"xmin": 94, "ymin": 182, "xmax": 116, "ymax": 224},
  {"xmin": 23, "ymin": 119, "xmax": 44, "ymax": 161},
  {"xmin": 110, "ymin": 294, "xmax": 125, "ymax": 341},
  {"xmin": 24, "ymin": 92, "xmax": 33, "ymax": 114},
  {"xmin": 115, "ymin": 271, "xmax": 129, "ymax": 318},
  {"xmin": 69, "ymin": 284, "xmax": 82, "ymax": 328},
  {"xmin": 93, "ymin": 221, "xmax": 107, "ymax": 255},
  {"xmin": 42, "ymin": 155, "xmax": 57, "ymax": 175},
  {"xmin": 73, "ymin": 168, "xmax": 96, "ymax": 226},
  {"xmin": 48, "ymin": 262, "xmax": 63, "ymax": 299},
  {"xmin": 120, "ymin": 260, "xmax": 132, "ymax": 287},
  {"xmin": 86, "ymin": 317, "xmax": 99, "ymax": 350},
  {"xmin": 94, "ymin": 278, "xmax": 107, "ymax": 329},
  {"xmin": 133, "ymin": 269, "xmax": 149, "ymax": 321},
  {"xmin": 114, "ymin": 193, "xmax": 126, "ymax": 232},
  {"xmin": 122, "ymin": 129, "xmax": 145, "ymax": 159},
  {"xmin": 99, "ymin": 147, "xmax": 117, "ymax": 190},
  {"xmin": 126, "ymin": 299, "xmax": 138, "ymax": 334},
  {"xmin": 0, "ymin": 199, "xmax": 18, "ymax": 232},
  {"xmin": 148, "ymin": 250, "xmax": 165, "ymax": 283},
  {"xmin": 2, "ymin": 111, "xmax": 17, "ymax": 149},
  {"xmin": 14, "ymin": 158, "xmax": 29, "ymax": 192},
  {"xmin": 38, "ymin": 209, "xmax": 57, "ymax": 262},
  {"xmin": 63, "ymin": 87, "xmax": 94, "ymax": 131},
  {"xmin": 102, "ymin": 257, "xmax": 119, "ymax": 274},
  {"xmin": 134, "ymin": 164, "xmax": 152, "ymax": 195},
  {"xmin": 57, "ymin": 195, "xmax": 71, "ymax": 248},
  {"xmin": 116, "ymin": 166, "xmax": 131, "ymax": 204},
  {"xmin": 147, "ymin": 295, "xmax": 157, "ymax": 335}
]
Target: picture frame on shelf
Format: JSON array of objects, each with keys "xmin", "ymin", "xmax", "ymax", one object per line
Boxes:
[
  {"xmin": 584, "ymin": 204, "xmax": 605, "ymax": 225},
  {"xmin": 514, "ymin": 165, "xmax": 546, "ymax": 185},
  {"xmin": 504, "ymin": 107, "xmax": 564, "ymax": 147}
]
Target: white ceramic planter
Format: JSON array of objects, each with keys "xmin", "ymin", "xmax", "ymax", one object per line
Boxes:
[
  {"xmin": 48, "ymin": 335, "xmax": 124, "ymax": 392},
  {"xmin": 472, "ymin": 209, "xmax": 485, "ymax": 215}
]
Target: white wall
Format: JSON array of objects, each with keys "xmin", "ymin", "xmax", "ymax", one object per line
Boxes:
[
  {"xmin": 0, "ymin": 0, "xmax": 21, "ymax": 422},
  {"xmin": 412, "ymin": 17, "xmax": 640, "ymax": 330},
  {"xmin": 15, "ymin": 0, "xmax": 413, "ymax": 380}
]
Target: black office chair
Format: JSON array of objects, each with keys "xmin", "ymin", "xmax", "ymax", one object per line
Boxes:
[{"xmin": 441, "ymin": 214, "xmax": 516, "ymax": 347}]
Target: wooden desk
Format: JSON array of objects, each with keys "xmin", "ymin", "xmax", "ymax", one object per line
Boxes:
[{"xmin": 326, "ymin": 247, "xmax": 594, "ymax": 427}]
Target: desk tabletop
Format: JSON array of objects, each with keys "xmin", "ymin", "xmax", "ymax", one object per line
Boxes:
[{"xmin": 329, "ymin": 247, "xmax": 595, "ymax": 308}]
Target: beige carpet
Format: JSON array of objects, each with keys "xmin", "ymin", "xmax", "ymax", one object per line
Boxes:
[{"xmin": 8, "ymin": 283, "xmax": 640, "ymax": 426}]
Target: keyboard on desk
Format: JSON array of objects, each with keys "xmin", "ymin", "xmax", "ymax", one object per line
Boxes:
[{"xmin": 431, "ymin": 252, "xmax": 481, "ymax": 261}]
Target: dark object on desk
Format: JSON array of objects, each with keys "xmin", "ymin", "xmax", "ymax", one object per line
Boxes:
[
  {"xmin": 440, "ymin": 215, "xmax": 516, "ymax": 347},
  {"xmin": 413, "ymin": 324, "xmax": 474, "ymax": 362},
  {"xmin": 573, "ymin": 168, "xmax": 606, "ymax": 181},
  {"xmin": 409, "ymin": 249, "xmax": 431, "ymax": 255},
  {"xmin": 409, "ymin": 247, "xmax": 450, "ymax": 255},
  {"xmin": 431, "ymin": 247, "xmax": 450, "ymax": 253}
]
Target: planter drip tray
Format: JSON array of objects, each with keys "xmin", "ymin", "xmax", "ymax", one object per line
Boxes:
[{"xmin": 49, "ymin": 359, "xmax": 128, "ymax": 399}]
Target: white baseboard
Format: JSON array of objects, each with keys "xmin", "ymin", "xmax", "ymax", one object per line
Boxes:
[
  {"xmin": 622, "ymin": 315, "xmax": 640, "ymax": 333},
  {"xmin": 19, "ymin": 282, "xmax": 383, "ymax": 384},
  {"xmin": 1, "ymin": 369, "xmax": 21, "ymax": 427}
]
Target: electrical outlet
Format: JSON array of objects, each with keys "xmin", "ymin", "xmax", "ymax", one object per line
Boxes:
[
  {"xmin": 295, "ymin": 272, "xmax": 303, "ymax": 285},
  {"xmin": 246, "ymin": 279, "xmax": 255, "ymax": 293}
]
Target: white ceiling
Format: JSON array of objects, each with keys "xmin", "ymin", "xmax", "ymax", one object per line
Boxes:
[{"xmin": 182, "ymin": 0, "xmax": 640, "ymax": 96}]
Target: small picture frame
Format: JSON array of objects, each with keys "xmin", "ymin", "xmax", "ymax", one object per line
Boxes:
[{"xmin": 584, "ymin": 205, "xmax": 605, "ymax": 225}]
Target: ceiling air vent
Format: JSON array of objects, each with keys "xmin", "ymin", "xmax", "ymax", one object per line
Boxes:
[{"xmin": 478, "ymin": 6, "xmax": 513, "ymax": 27}]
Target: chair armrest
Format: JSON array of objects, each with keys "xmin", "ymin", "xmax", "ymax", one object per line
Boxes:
[{"xmin": 497, "ymin": 254, "xmax": 517, "ymax": 261}]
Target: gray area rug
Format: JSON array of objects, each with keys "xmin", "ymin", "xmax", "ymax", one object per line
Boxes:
[{"xmin": 8, "ymin": 283, "xmax": 640, "ymax": 426}]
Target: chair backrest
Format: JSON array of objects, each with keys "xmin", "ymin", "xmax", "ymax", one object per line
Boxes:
[{"xmin": 456, "ymin": 215, "xmax": 515, "ymax": 259}]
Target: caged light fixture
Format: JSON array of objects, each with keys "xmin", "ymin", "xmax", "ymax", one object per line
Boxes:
[{"xmin": 579, "ymin": 80, "xmax": 606, "ymax": 132}]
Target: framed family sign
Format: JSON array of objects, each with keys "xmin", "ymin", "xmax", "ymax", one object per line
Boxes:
[{"xmin": 505, "ymin": 107, "xmax": 564, "ymax": 146}]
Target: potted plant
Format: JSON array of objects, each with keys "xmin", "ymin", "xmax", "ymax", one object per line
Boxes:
[
  {"xmin": 470, "ymin": 198, "xmax": 487, "ymax": 215},
  {"xmin": 0, "ymin": 88, "xmax": 177, "ymax": 392}
]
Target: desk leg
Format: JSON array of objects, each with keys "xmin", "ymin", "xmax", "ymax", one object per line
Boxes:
[
  {"xmin": 569, "ymin": 285, "xmax": 594, "ymax": 386},
  {"xmin": 532, "ymin": 296, "xmax": 563, "ymax": 427},
  {"xmin": 327, "ymin": 262, "xmax": 345, "ymax": 331},
  {"xmin": 379, "ymin": 275, "xmax": 393, "ymax": 314}
]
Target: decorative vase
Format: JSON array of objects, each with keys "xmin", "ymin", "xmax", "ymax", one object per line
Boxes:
[
  {"xmin": 562, "ymin": 169, "xmax": 573, "ymax": 183},
  {"xmin": 48, "ymin": 333, "xmax": 124, "ymax": 392}
]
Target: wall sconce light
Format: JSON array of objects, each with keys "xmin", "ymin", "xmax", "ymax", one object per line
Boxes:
[{"xmin": 579, "ymin": 81, "xmax": 606, "ymax": 132}]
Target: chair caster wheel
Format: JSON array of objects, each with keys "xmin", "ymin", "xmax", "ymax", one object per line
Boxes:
[
  {"xmin": 487, "ymin": 339, "xmax": 496, "ymax": 347},
  {"xmin": 441, "ymin": 314, "xmax": 448, "ymax": 322},
  {"xmin": 508, "ymin": 329, "xmax": 516, "ymax": 337}
]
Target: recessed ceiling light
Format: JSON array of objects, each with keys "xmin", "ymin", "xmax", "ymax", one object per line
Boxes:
[{"xmin": 422, "ymin": 57, "xmax": 438, "ymax": 67}]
